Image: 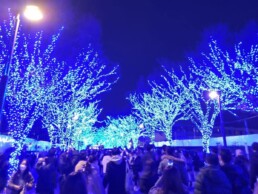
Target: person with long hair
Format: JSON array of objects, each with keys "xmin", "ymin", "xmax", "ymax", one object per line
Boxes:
[
  {"xmin": 149, "ymin": 166, "xmax": 188, "ymax": 194},
  {"xmin": 7, "ymin": 159, "xmax": 34, "ymax": 194}
]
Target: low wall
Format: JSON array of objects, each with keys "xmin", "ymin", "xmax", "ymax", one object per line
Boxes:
[{"xmin": 154, "ymin": 134, "xmax": 258, "ymax": 147}]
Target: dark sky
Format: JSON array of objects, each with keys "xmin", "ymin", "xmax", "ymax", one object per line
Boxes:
[{"xmin": 1, "ymin": 0, "xmax": 258, "ymax": 120}]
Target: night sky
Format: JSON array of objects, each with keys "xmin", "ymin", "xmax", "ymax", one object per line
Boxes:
[{"xmin": 1, "ymin": 0, "xmax": 258, "ymax": 121}]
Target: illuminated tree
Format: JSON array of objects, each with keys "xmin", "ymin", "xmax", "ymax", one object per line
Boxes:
[
  {"xmin": 94, "ymin": 115, "xmax": 140, "ymax": 148},
  {"xmin": 189, "ymin": 39, "xmax": 258, "ymax": 113},
  {"xmin": 129, "ymin": 92, "xmax": 160, "ymax": 142},
  {"xmin": 92, "ymin": 126, "xmax": 106, "ymax": 146},
  {"xmin": 178, "ymin": 72, "xmax": 220, "ymax": 152},
  {"xmin": 69, "ymin": 103, "xmax": 100, "ymax": 150},
  {"xmin": 46, "ymin": 102, "xmax": 100, "ymax": 150},
  {"xmin": 228, "ymin": 42, "xmax": 258, "ymax": 111},
  {"xmin": 41, "ymin": 47, "xmax": 118, "ymax": 149},
  {"xmin": 129, "ymin": 68, "xmax": 190, "ymax": 144},
  {"xmin": 186, "ymin": 39, "xmax": 258, "ymax": 151},
  {"xmin": 0, "ymin": 12, "xmax": 61, "ymax": 171}
]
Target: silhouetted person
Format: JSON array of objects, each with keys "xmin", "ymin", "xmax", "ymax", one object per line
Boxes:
[
  {"xmin": 150, "ymin": 166, "xmax": 188, "ymax": 194},
  {"xmin": 173, "ymin": 149, "xmax": 189, "ymax": 187},
  {"xmin": 35, "ymin": 156, "xmax": 57, "ymax": 194},
  {"xmin": 103, "ymin": 148, "xmax": 126, "ymax": 194},
  {"xmin": 194, "ymin": 153, "xmax": 232, "ymax": 194},
  {"xmin": 250, "ymin": 142, "xmax": 258, "ymax": 190},
  {"xmin": 130, "ymin": 148, "xmax": 142, "ymax": 189},
  {"xmin": 234, "ymin": 149, "xmax": 249, "ymax": 182},
  {"xmin": 60, "ymin": 159, "xmax": 87, "ymax": 194},
  {"xmin": 60, "ymin": 171, "xmax": 87, "ymax": 194},
  {"xmin": 58, "ymin": 151, "xmax": 73, "ymax": 191},
  {"xmin": 139, "ymin": 144, "xmax": 158, "ymax": 194},
  {"xmin": 219, "ymin": 148, "xmax": 251, "ymax": 194},
  {"xmin": 86, "ymin": 155, "xmax": 105, "ymax": 194}
]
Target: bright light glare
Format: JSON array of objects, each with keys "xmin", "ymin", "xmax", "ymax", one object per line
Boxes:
[
  {"xmin": 209, "ymin": 91, "xmax": 219, "ymax": 99},
  {"xmin": 24, "ymin": 5, "xmax": 43, "ymax": 21},
  {"xmin": 139, "ymin": 123, "xmax": 144, "ymax": 129},
  {"xmin": 72, "ymin": 113, "xmax": 79, "ymax": 121}
]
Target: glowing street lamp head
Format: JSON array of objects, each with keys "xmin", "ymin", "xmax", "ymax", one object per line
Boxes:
[
  {"xmin": 209, "ymin": 91, "xmax": 219, "ymax": 99},
  {"xmin": 23, "ymin": 5, "xmax": 43, "ymax": 21}
]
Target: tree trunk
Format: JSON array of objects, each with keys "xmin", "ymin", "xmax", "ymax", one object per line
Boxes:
[
  {"xmin": 164, "ymin": 127, "xmax": 173, "ymax": 146},
  {"xmin": 201, "ymin": 128, "xmax": 212, "ymax": 153}
]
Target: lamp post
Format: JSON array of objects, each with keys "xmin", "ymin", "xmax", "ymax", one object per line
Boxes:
[
  {"xmin": 0, "ymin": 5, "xmax": 43, "ymax": 124},
  {"xmin": 209, "ymin": 91, "xmax": 227, "ymax": 147}
]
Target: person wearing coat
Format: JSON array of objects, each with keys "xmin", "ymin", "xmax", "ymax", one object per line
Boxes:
[
  {"xmin": 103, "ymin": 148, "xmax": 126, "ymax": 194},
  {"xmin": 35, "ymin": 156, "xmax": 57, "ymax": 194},
  {"xmin": 219, "ymin": 148, "xmax": 251, "ymax": 194},
  {"xmin": 7, "ymin": 159, "xmax": 34, "ymax": 194},
  {"xmin": 194, "ymin": 153, "xmax": 232, "ymax": 194}
]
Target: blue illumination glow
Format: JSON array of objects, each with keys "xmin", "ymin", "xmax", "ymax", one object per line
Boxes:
[
  {"xmin": 0, "ymin": 11, "xmax": 63, "ymax": 174},
  {"xmin": 129, "ymin": 68, "xmax": 191, "ymax": 144},
  {"xmin": 93, "ymin": 115, "xmax": 140, "ymax": 148},
  {"xmin": 41, "ymin": 46, "xmax": 118, "ymax": 149}
]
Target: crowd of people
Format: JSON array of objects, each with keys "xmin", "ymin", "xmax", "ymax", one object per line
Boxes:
[{"xmin": 0, "ymin": 142, "xmax": 258, "ymax": 194}]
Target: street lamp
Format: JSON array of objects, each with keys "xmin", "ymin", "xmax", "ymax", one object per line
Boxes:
[
  {"xmin": 209, "ymin": 91, "xmax": 227, "ymax": 147},
  {"xmin": 24, "ymin": 5, "xmax": 43, "ymax": 21},
  {"xmin": 0, "ymin": 5, "xmax": 43, "ymax": 125}
]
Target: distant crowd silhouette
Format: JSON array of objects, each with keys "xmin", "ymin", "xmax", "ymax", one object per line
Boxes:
[{"xmin": 0, "ymin": 142, "xmax": 258, "ymax": 194}]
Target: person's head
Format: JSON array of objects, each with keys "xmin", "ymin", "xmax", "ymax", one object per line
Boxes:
[
  {"xmin": 48, "ymin": 148, "xmax": 56, "ymax": 157},
  {"xmin": 145, "ymin": 144, "xmax": 154, "ymax": 152},
  {"xmin": 218, "ymin": 148, "xmax": 232, "ymax": 166},
  {"xmin": 105, "ymin": 150, "xmax": 112, "ymax": 156},
  {"xmin": 19, "ymin": 159, "xmax": 29, "ymax": 174},
  {"xmin": 135, "ymin": 147, "xmax": 142, "ymax": 155},
  {"xmin": 210, "ymin": 147, "xmax": 218, "ymax": 155},
  {"xmin": 88, "ymin": 154, "xmax": 97, "ymax": 163},
  {"xmin": 252, "ymin": 142, "xmax": 258, "ymax": 152},
  {"xmin": 162, "ymin": 166, "xmax": 185, "ymax": 194},
  {"xmin": 184, "ymin": 151, "xmax": 190, "ymax": 159},
  {"xmin": 205, "ymin": 153, "xmax": 219, "ymax": 166},
  {"xmin": 172, "ymin": 149, "xmax": 181, "ymax": 158},
  {"xmin": 166, "ymin": 146, "xmax": 174, "ymax": 156},
  {"xmin": 235, "ymin": 149, "xmax": 244, "ymax": 157}
]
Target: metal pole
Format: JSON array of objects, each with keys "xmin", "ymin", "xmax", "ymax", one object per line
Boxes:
[
  {"xmin": 0, "ymin": 14, "xmax": 20, "ymax": 127},
  {"xmin": 218, "ymin": 95, "xmax": 227, "ymax": 147}
]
